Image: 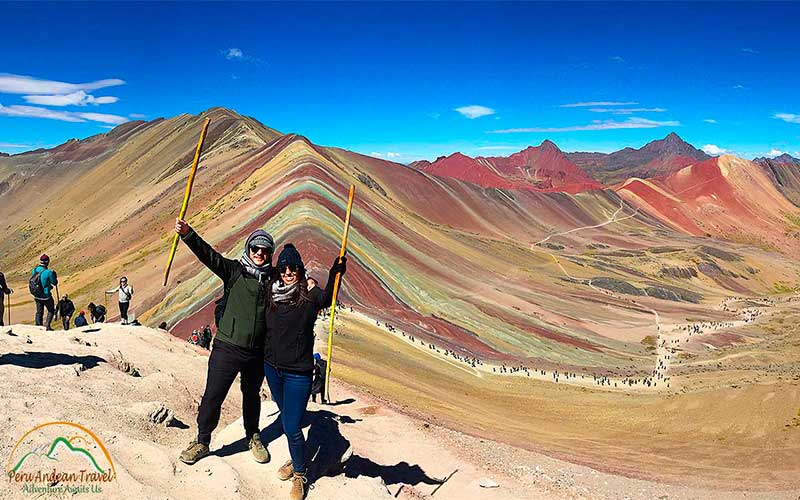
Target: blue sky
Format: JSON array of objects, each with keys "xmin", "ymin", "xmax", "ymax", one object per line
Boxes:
[{"xmin": 1, "ymin": 2, "xmax": 799, "ymax": 161}]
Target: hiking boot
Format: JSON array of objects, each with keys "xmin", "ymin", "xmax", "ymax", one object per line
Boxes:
[
  {"xmin": 289, "ymin": 471, "xmax": 307, "ymax": 500},
  {"xmin": 248, "ymin": 433, "xmax": 270, "ymax": 463},
  {"xmin": 278, "ymin": 460, "xmax": 294, "ymax": 481},
  {"xmin": 179, "ymin": 440, "xmax": 209, "ymax": 465}
]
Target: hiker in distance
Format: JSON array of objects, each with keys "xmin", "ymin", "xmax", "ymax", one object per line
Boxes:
[
  {"xmin": 0, "ymin": 271, "xmax": 12, "ymax": 326},
  {"xmin": 107, "ymin": 276, "xmax": 134, "ymax": 324},
  {"xmin": 74, "ymin": 310, "xmax": 89, "ymax": 327},
  {"xmin": 264, "ymin": 243, "xmax": 347, "ymax": 500},
  {"xmin": 87, "ymin": 302, "xmax": 106, "ymax": 323},
  {"xmin": 55, "ymin": 294, "xmax": 76, "ymax": 330},
  {"xmin": 30, "ymin": 254, "xmax": 58, "ymax": 330},
  {"xmin": 174, "ymin": 217, "xmax": 276, "ymax": 466}
]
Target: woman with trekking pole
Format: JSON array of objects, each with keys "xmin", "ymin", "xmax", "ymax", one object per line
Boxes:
[{"xmin": 263, "ymin": 243, "xmax": 347, "ymax": 500}]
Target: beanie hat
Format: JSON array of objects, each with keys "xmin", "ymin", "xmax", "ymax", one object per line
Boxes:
[
  {"xmin": 277, "ymin": 244, "xmax": 304, "ymax": 271},
  {"xmin": 79, "ymin": 310, "xmax": 85, "ymax": 315},
  {"xmin": 40, "ymin": 254, "xmax": 50, "ymax": 263},
  {"xmin": 249, "ymin": 234, "xmax": 274, "ymax": 252},
  {"xmin": 314, "ymin": 353, "xmax": 321, "ymax": 361}
]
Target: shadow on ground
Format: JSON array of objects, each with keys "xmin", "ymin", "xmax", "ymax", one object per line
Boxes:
[
  {"xmin": 211, "ymin": 402, "xmax": 440, "ymax": 490},
  {"xmin": 0, "ymin": 351, "xmax": 105, "ymax": 369},
  {"xmin": 305, "ymin": 409, "xmax": 442, "ymax": 488}
]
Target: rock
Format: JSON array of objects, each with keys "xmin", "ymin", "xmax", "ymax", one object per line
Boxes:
[
  {"xmin": 698, "ymin": 245, "xmax": 742, "ymax": 262},
  {"xmin": 479, "ymin": 478, "xmax": 500, "ymax": 488},
  {"xmin": 109, "ymin": 350, "xmax": 141, "ymax": 377},
  {"xmin": 25, "ymin": 336, "xmax": 33, "ymax": 344},
  {"xmin": 590, "ymin": 277, "xmax": 644, "ymax": 296},
  {"xmin": 72, "ymin": 363, "xmax": 86, "ymax": 376},
  {"xmin": 658, "ymin": 266, "xmax": 697, "ymax": 279},
  {"xmin": 149, "ymin": 404, "xmax": 177, "ymax": 427}
]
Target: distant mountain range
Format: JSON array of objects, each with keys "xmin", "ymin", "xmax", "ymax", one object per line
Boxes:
[
  {"xmin": 565, "ymin": 132, "xmax": 711, "ymax": 185},
  {"xmin": 753, "ymin": 153, "xmax": 800, "ymax": 207}
]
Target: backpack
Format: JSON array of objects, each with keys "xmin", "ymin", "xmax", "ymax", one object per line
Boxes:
[
  {"xmin": 214, "ymin": 266, "xmax": 242, "ymax": 328},
  {"xmin": 29, "ymin": 269, "xmax": 46, "ymax": 298},
  {"xmin": 96, "ymin": 304, "xmax": 106, "ymax": 317}
]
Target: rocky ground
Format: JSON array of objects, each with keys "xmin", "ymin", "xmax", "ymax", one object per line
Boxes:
[{"xmin": 1, "ymin": 324, "xmax": 798, "ymax": 500}]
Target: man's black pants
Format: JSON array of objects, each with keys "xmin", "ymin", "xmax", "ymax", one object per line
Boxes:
[
  {"xmin": 35, "ymin": 297, "xmax": 55, "ymax": 329},
  {"xmin": 196, "ymin": 339, "xmax": 263, "ymax": 445}
]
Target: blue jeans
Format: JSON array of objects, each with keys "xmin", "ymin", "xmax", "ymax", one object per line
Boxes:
[{"xmin": 264, "ymin": 362, "xmax": 312, "ymax": 472}]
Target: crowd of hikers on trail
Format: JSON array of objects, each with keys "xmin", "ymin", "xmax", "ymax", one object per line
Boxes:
[
  {"xmin": 0, "ymin": 253, "xmax": 134, "ymax": 330},
  {"xmin": 173, "ymin": 217, "xmax": 346, "ymax": 500}
]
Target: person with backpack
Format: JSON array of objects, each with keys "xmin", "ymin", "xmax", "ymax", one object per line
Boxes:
[
  {"xmin": 174, "ymin": 217, "xmax": 276, "ymax": 467},
  {"xmin": 310, "ymin": 353, "xmax": 327, "ymax": 404},
  {"xmin": 74, "ymin": 310, "xmax": 89, "ymax": 327},
  {"xmin": 200, "ymin": 325, "xmax": 213, "ymax": 349},
  {"xmin": 106, "ymin": 276, "xmax": 134, "ymax": 324},
  {"xmin": 264, "ymin": 244, "xmax": 347, "ymax": 500},
  {"xmin": 0, "ymin": 271, "xmax": 12, "ymax": 327},
  {"xmin": 87, "ymin": 302, "xmax": 106, "ymax": 323},
  {"xmin": 55, "ymin": 294, "xmax": 76, "ymax": 330},
  {"xmin": 30, "ymin": 254, "xmax": 58, "ymax": 330}
]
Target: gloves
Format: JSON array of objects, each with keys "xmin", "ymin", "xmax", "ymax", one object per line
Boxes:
[{"xmin": 330, "ymin": 256, "xmax": 347, "ymax": 277}]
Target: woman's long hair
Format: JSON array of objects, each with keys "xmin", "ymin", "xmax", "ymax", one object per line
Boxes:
[{"xmin": 267, "ymin": 267, "xmax": 310, "ymax": 309}]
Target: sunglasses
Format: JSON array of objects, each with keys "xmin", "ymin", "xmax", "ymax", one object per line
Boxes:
[
  {"xmin": 280, "ymin": 267, "xmax": 299, "ymax": 276},
  {"xmin": 249, "ymin": 246, "xmax": 272, "ymax": 255}
]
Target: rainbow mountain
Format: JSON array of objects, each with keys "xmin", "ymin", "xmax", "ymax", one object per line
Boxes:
[{"xmin": 1, "ymin": 107, "xmax": 799, "ymax": 375}]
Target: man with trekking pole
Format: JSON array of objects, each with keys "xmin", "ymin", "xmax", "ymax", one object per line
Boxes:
[
  {"xmin": 0, "ymin": 271, "xmax": 12, "ymax": 327},
  {"xmin": 30, "ymin": 254, "xmax": 58, "ymax": 331}
]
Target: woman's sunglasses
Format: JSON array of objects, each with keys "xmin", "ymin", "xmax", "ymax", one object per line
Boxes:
[{"xmin": 280, "ymin": 267, "xmax": 299, "ymax": 276}]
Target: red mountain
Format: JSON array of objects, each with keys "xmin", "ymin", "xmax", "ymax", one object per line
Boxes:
[
  {"xmin": 566, "ymin": 132, "xmax": 709, "ymax": 185},
  {"xmin": 416, "ymin": 141, "xmax": 602, "ymax": 193}
]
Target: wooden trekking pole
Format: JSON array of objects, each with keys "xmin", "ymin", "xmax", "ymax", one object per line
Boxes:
[
  {"xmin": 163, "ymin": 117, "xmax": 211, "ymax": 286},
  {"xmin": 324, "ymin": 185, "xmax": 355, "ymax": 404}
]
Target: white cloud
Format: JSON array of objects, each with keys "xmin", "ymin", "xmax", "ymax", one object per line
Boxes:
[
  {"xmin": 489, "ymin": 117, "xmax": 680, "ymax": 133},
  {"xmin": 733, "ymin": 84, "xmax": 745, "ymax": 90},
  {"xmin": 0, "ymin": 142, "xmax": 36, "ymax": 150},
  {"xmin": 703, "ymin": 119, "xmax": 718, "ymax": 124},
  {"xmin": 740, "ymin": 48, "xmax": 758, "ymax": 54},
  {"xmin": 22, "ymin": 90, "xmax": 118, "ymax": 106},
  {"xmin": 222, "ymin": 48, "xmax": 264, "ymax": 64},
  {"xmin": 369, "ymin": 152, "xmax": 383, "ymax": 157},
  {"xmin": 129, "ymin": 113, "xmax": 147, "ymax": 119},
  {"xmin": 774, "ymin": 113, "xmax": 800, "ymax": 124},
  {"xmin": 611, "ymin": 56, "xmax": 626, "ymax": 63},
  {"xmin": 386, "ymin": 152, "xmax": 401, "ymax": 159},
  {"xmin": 454, "ymin": 105, "xmax": 496, "ymax": 119},
  {"xmin": 0, "ymin": 104, "xmax": 128, "ymax": 124},
  {"xmin": 768, "ymin": 149, "xmax": 784, "ymax": 157},
  {"xmin": 0, "ymin": 74, "xmax": 124, "ymax": 95},
  {"xmin": 77, "ymin": 112, "xmax": 129, "ymax": 124},
  {"xmin": 225, "ymin": 48, "xmax": 243, "ymax": 60},
  {"xmin": 588, "ymin": 107, "xmax": 666, "ymax": 114},
  {"xmin": 702, "ymin": 144, "xmax": 728, "ymax": 155},
  {"xmin": 560, "ymin": 101, "xmax": 638, "ymax": 108},
  {"xmin": 428, "ymin": 112, "xmax": 441, "ymax": 120}
]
